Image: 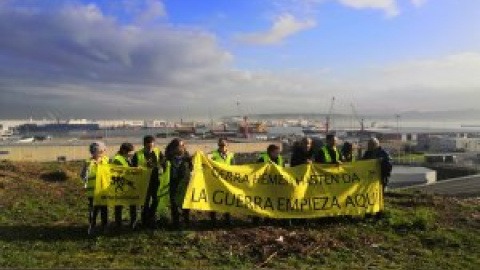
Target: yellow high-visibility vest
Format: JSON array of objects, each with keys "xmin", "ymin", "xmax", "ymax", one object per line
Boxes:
[
  {"xmin": 136, "ymin": 148, "xmax": 161, "ymax": 167},
  {"xmin": 112, "ymin": 154, "xmax": 129, "ymax": 167},
  {"xmin": 85, "ymin": 156, "xmax": 109, "ymax": 197},
  {"xmin": 211, "ymin": 150, "xmax": 234, "ymax": 165},
  {"xmin": 321, "ymin": 146, "xmax": 340, "ymax": 163},
  {"xmin": 259, "ymin": 153, "xmax": 284, "ymax": 166}
]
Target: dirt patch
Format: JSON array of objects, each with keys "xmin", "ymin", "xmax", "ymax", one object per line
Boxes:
[
  {"xmin": 40, "ymin": 170, "xmax": 69, "ymax": 182},
  {"xmin": 0, "ymin": 160, "xmax": 18, "ymax": 173},
  {"xmin": 210, "ymin": 226, "xmax": 346, "ymax": 262}
]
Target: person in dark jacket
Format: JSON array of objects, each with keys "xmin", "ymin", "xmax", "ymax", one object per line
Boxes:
[
  {"xmin": 289, "ymin": 137, "xmax": 315, "ymax": 225},
  {"xmin": 341, "ymin": 141, "xmax": 356, "ymax": 162},
  {"xmin": 362, "ymin": 137, "xmax": 393, "ymax": 193},
  {"xmin": 165, "ymin": 138, "xmax": 193, "ymax": 228},
  {"xmin": 290, "ymin": 137, "xmax": 314, "ymax": 167}
]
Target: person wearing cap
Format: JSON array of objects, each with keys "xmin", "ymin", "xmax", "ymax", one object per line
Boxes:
[
  {"xmin": 111, "ymin": 142, "xmax": 137, "ymax": 229},
  {"xmin": 208, "ymin": 138, "xmax": 235, "ymax": 226},
  {"xmin": 80, "ymin": 141, "xmax": 109, "ymax": 235},
  {"xmin": 316, "ymin": 134, "xmax": 343, "ymax": 165},
  {"xmin": 132, "ymin": 135, "xmax": 165, "ymax": 228},
  {"xmin": 362, "ymin": 137, "xmax": 393, "ymax": 194}
]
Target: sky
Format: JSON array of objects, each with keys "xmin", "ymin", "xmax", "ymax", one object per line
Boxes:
[{"xmin": 1, "ymin": 0, "xmax": 480, "ymax": 120}]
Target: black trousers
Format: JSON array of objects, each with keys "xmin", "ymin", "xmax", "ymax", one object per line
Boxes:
[
  {"xmin": 169, "ymin": 180, "xmax": 189, "ymax": 226},
  {"xmin": 142, "ymin": 178, "xmax": 160, "ymax": 224},
  {"xmin": 88, "ymin": 197, "xmax": 107, "ymax": 226},
  {"xmin": 114, "ymin": 205, "xmax": 137, "ymax": 225}
]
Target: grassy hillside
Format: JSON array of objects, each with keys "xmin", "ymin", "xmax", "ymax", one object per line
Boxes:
[{"xmin": 0, "ymin": 160, "xmax": 479, "ymax": 269}]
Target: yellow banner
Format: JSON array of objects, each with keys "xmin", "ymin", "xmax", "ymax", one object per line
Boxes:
[
  {"xmin": 183, "ymin": 152, "xmax": 384, "ymax": 218},
  {"xmin": 94, "ymin": 165, "xmax": 151, "ymax": 207}
]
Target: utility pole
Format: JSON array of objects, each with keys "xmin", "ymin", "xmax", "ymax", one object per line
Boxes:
[
  {"xmin": 236, "ymin": 100, "xmax": 241, "ymax": 118},
  {"xmin": 395, "ymin": 114, "xmax": 402, "ymax": 156},
  {"xmin": 208, "ymin": 108, "xmax": 214, "ymax": 129},
  {"xmin": 395, "ymin": 114, "xmax": 401, "ymax": 135}
]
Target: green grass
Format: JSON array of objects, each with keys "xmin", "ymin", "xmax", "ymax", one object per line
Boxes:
[{"xmin": 0, "ymin": 160, "xmax": 479, "ymax": 269}]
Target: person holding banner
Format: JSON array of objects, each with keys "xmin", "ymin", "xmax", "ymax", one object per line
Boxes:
[
  {"xmin": 132, "ymin": 135, "xmax": 165, "ymax": 228},
  {"xmin": 290, "ymin": 137, "xmax": 314, "ymax": 167},
  {"xmin": 362, "ymin": 137, "xmax": 392, "ymax": 193},
  {"xmin": 208, "ymin": 138, "xmax": 235, "ymax": 225},
  {"xmin": 341, "ymin": 141, "xmax": 356, "ymax": 162},
  {"xmin": 80, "ymin": 141, "xmax": 109, "ymax": 235},
  {"xmin": 257, "ymin": 144, "xmax": 284, "ymax": 166},
  {"xmin": 316, "ymin": 134, "xmax": 343, "ymax": 165},
  {"xmin": 254, "ymin": 144, "xmax": 286, "ymax": 225},
  {"xmin": 111, "ymin": 142, "xmax": 138, "ymax": 229},
  {"xmin": 165, "ymin": 138, "xmax": 193, "ymax": 229}
]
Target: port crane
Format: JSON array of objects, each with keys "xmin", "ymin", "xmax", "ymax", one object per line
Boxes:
[
  {"xmin": 325, "ymin": 97, "xmax": 335, "ymax": 134},
  {"xmin": 350, "ymin": 103, "xmax": 365, "ymax": 133}
]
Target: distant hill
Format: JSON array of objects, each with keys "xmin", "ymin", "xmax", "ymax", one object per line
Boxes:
[{"xmin": 232, "ymin": 109, "xmax": 480, "ymax": 122}]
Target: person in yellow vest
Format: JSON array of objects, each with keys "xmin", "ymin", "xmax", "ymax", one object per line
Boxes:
[
  {"xmin": 315, "ymin": 134, "xmax": 343, "ymax": 165},
  {"xmin": 80, "ymin": 141, "xmax": 109, "ymax": 235},
  {"xmin": 257, "ymin": 144, "xmax": 284, "ymax": 166},
  {"xmin": 111, "ymin": 142, "xmax": 137, "ymax": 229},
  {"xmin": 208, "ymin": 138, "xmax": 235, "ymax": 225},
  {"xmin": 132, "ymin": 135, "xmax": 165, "ymax": 228},
  {"xmin": 165, "ymin": 138, "xmax": 192, "ymax": 229},
  {"xmin": 253, "ymin": 144, "xmax": 284, "ymax": 225}
]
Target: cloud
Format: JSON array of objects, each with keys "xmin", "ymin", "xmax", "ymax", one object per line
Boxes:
[
  {"xmin": 336, "ymin": 0, "xmax": 399, "ymax": 17},
  {"xmin": 0, "ymin": 3, "xmax": 230, "ymax": 87},
  {"xmin": 215, "ymin": 52, "xmax": 480, "ymax": 115},
  {"xmin": 333, "ymin": 52, "xmax": 480, "ymax": 112},
  {"xmin": 272, "ymin": 0, "xmax": 400, "ymax": 17},
  {"xmin": 237, "ymin": 0, "xmax": 402, "ymax": 47},
  {"xmin": 137, "ymin": 0, "xmax": 167, "ymax": 23},
  {"xmin": 237, "ymin": 13, "xmax": 316, "ymax": 45},
  {"xmin": 378, "ymin": 52, "xmax": 480, "ymax": 89},
  {"xmin": 410, "ymin": 0, "xmax": 428, "ymax": 8},
  {"xmin": 0, "ymin": 1, "xmax": 478, "ymax": 119},
  {"xmin": 0, "ymin": 2, "xmax": 236, "ymax": 118}
]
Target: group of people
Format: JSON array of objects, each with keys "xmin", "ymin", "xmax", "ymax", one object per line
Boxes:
[
  {"xmin": 290, "ymin": 135, "xmax": 392, "ymax": 184},
  {"xmin": 81, "ymin": 134, "xmax": 392, "ymax": 234},
  {"xmin": 81, "ymin": 136, "xmax": 192, "ymax": 234}
]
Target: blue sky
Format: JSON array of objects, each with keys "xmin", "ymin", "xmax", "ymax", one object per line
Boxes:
[{"xmin": 1, "ymin": 0, "xmax": 480, "ymax": 119}]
